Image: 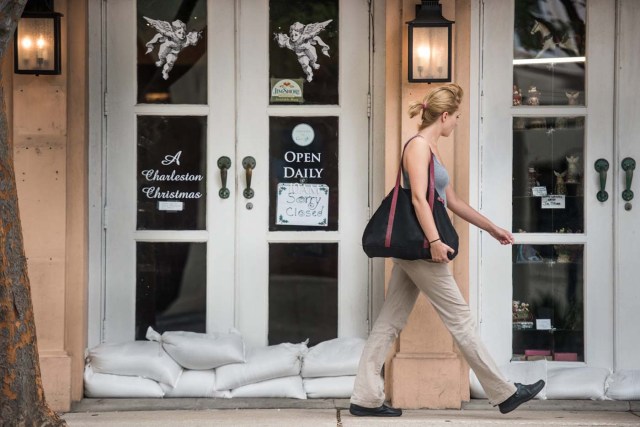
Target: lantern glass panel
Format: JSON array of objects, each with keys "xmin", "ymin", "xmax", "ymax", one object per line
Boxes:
[
  {"xmin": 411, "ymin": 26, "xmax": 449, "ymax": 81},
  {"xmin": 16, "ymin": 17, "xmax": 56, "ymax": 72}
]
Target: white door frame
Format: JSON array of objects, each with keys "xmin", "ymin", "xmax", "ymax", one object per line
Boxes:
[{"xmin": 86, "ymin": 0, "xmax": 388, "ymax": 348}]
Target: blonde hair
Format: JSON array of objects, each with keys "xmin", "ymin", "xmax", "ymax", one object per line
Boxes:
[{"xmin": 408, "ymin": 83, "xmax": 464, "ymax": 130}]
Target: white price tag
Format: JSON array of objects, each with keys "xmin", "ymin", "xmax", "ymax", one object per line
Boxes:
[
  {"xmin": 541, "ymin": 195, "xmax": 565, "ymax": 209},
  {"xmin": 532, "ymin": 186, "xmax": 547, "ymax": 197},
  {"xmin": 536, "ymin": 319, "xmax": 552, "ymax": 330},
  {"xmin": 158, "ymin": 201, "xmax": 184, "ymax": 212}
]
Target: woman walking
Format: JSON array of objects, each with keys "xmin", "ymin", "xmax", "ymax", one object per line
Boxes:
[{"xmin": 350, "ymin": 84, "xmax": 544, "ymax": 417}]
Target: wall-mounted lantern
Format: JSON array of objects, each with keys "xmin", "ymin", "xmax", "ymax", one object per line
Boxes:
[
  {"xmin": 407, "ymin": 0, "xmax": 454, "ymax": 83},
  {"xmin": 14, "ymin": 0, "xmax": 63, "ymax": 75}
]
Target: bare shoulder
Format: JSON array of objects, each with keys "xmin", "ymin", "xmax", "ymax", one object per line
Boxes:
[{"xmin": 404, "ymin": 136, "xmax": 431, "ymax": 158}]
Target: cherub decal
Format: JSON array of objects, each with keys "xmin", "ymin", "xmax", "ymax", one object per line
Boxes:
[
  {"xmin": 274, "ymin": 20, "xmax": 332, "ymax": 82},
  {"xmin": 143, "ymin": 17, "xmax": 202, "ymax": 80}
]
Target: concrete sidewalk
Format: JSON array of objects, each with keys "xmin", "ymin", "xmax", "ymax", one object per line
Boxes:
[
  {"xmin": 62, "ymin": 408, "xmax": 640, "ymax": 426},
  {"xmin": 62, "ymin": 399, "xmax": 640, "ymax": 426}
]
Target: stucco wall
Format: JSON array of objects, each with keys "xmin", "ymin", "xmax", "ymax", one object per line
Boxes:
[
  {"xmin": 385, "ymin": 0, "xmax": 472, "ymax": 408},
  {"xmin": 7, "ymin": 0, "xmax": 87, "ymax": 411}
]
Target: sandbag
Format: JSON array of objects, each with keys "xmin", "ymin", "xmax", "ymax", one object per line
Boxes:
[
  {"xmin": 159, "ymin": 369, "xmax": 230, "ymax": 398},
  {"xmin": 301, "ymin": 337, "xmax": 365, "ymax": 378},
  {"xmin": 303, "ymin": 375, "xmax": 355, "ymax": 398},
  {"xmin": 146, "ymin": 327, "xmax": 245, "ymax": 370},
  {"xmin": 87, "ymin": 341, "xmax": 183, "ymax": 387},
  {"xmin": 231, "ymin": 376, "xmax": 306, "ymax": 399},
  {"xmin": 470, "ymin": 360, "xmax": 547, "ymax": 400},
  {"xmin": 215, "ymin": 342, "xmax": 308, "ymax": 391},
  {"xmin": 546, "ymin": 366, "xmax": 610, "ymax": 400},
  {"xmin": 605, "ymin": 370, "xmax": 640, "ymax": 400},
  {"xmin": 83, "ymin": 365, "xmax": 164, "ymax": 398}
]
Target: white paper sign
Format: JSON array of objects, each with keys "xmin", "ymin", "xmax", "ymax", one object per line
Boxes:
[
  {"xmin": 158, "ymin": 201, "xmax": 184, "ymax": 212},
  {"xmin": 532, "ymin": 186, "xmax": 547, "ymax": 197},
  {"xmin": 276, "ymin": 183, "xmax": 328, "ymax": 226},
  {"xmin": 536, "ymin": 319, "xmax": 552, "ymax": 330},
  {"xmin": 541, "ymin": 195, "xmax": 565, "ymax": 209}
]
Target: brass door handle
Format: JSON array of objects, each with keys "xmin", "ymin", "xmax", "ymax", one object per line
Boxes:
[
  {"xmin": 594, "ymin": 159, "xmax": 609, "ymax": 202},
  {"xmin": 242, "ymin": 156, "xmax": 256, "ymax": 199},
  {"xmin": 622, "ymin": 157, "xmax": 636, "ymax": 201},
  {"xmin": 217, "ymin": 156, "xmax": 231, "ymax": 199}
]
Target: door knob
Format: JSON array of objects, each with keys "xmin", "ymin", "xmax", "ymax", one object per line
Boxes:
[
  {"xmin": 622, "ymin": 157, "xmax": 635, "ymax": 201},
  {"xmin": 242, "ymin": 156, "xmax": 256, "ymax": 199},
  {"xmin": 217, "ymin": 156, "xmax": 231, "ymax": 199},
  {"xmin": 594, "ymin": 159, "xmax": 609, "ymax": 202}
]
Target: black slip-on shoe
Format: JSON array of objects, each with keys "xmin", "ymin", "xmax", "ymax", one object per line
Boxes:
[
  {"xmin": 349, "ymin": 403, "xmax": 402, "ymax": 417},
  {"xmin": 498, "ymin": 380, "xmax": 545, "ymax": 414}
]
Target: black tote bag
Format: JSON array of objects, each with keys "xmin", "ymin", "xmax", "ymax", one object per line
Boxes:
[{"xmin": 362, "ymin": 140, "xmax": 459, "ymax": 261}]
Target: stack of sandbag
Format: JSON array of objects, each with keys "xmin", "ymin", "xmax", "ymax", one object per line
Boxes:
[
  {"xmin": 301, "ymin": 337, "xmax": 365, "ymax": 398},
  {"xmin": 470, "ymin": 362, "xmax": 621, "ymax": 401},
  {"xmin": 217, "ymin": 342, "xmax": 309, "ymax": 399},
  {"xmin": 85, "ymin": 340, "xmax": 183, "ymax": 398},
  {"xmin": 84, "ymin": 327, "xmax": 245, "ymax": 398},
  {"xmin": 146, "ymin": 327, "xmax": 245, "ymax": 397},
  {"xmin": 85, "ymin": 331, "xmax": 369, "ymax": 399}
]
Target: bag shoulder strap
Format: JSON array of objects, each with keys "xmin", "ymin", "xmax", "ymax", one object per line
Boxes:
[
  {"xmin": 428, "ymin": 153, "xmax": 436, "ymax": 209},
  {"xmin": 385, "ymin": 136, "xmax": 433, "ymax": 248},
  {"xmin": 397, "ymin": 136, "xmax": 436, "ymax": 211}
]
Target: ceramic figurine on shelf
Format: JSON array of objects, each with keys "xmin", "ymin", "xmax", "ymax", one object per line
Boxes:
[
  {"xmin": 526, "ymin": 167, "xmax": 539, "ymax": 196},
  {"xmin": 143, "ymin": 17, "xmax": 202, "ymax": 80},
  {"xmin": 530, "ymin": 19, "xmax": 580, "ymax": 59},
  {"xmin": 566, "ymin": 91, "xmax": 580, "ymax": 105},
  {"xmin": 527, "ymin": 86, "xmax": 541, "ymax": 106},
  {"xmin": 566, "ymin": 156, "xmax": 580, "ymax": 184},
  {"xmin": 554, "ymin": 245, "xmax": 573, "ymax": 263},
  {"xmin": 516, "ymin": 245, "xmax": 543, "ymax": 263},
  {"xmin": 513, "ymin": 116, "xmax": 526, "ymax": 130},
  {"xmin": 513, "ymin": 85, "xmax": 523, "ymax": 106},
  {"xmin": 529, "ymin": 116, "xmax": 547, "ymax": 129},
  {"xmin": 555, "ymin": 116, "xmax": 567, "ymax": 129},
  {"xmin": 554, "ymin": 171, "xmax": 567, "ymax": 195},
  {"xmin": 554, "ymin": 228, "xmax": 575, "ymax": 263},
  {"xmin": 274, "ymin": 20, "xmax": 332, "ymax": 82}
]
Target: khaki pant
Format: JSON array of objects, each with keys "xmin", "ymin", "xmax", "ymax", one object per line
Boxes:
[{"xmin": 351, "ymin": 258, "xmax": 516, "ymax": 407}]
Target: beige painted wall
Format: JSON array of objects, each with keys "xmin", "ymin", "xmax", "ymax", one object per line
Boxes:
[
  {"xmin": 384, "ymin": 0, "xmax": 472, "ymax": 408},
  {"xmin": 8, "ymin": 0, "xmax": 87, "ymax": 411}
]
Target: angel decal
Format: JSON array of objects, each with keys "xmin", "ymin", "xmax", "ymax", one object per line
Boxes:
[
  {"xmin": 274, "ymin": 20, "xmax": 332, "ymax": 82},
  {"xmin": 143, "ymin": 17, "xmax": 202, "ymax": 80}
]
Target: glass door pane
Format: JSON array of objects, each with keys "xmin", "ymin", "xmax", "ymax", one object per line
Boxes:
[
  {"xmin": 513, "ymin": 0, "xmax": 586, "ymax": 107},
  {"xmin": 512, "ymin": 244, "xmax": 584, "ymax": 362},
  {"xmin": 136, "ymin": 0, "xmax": 207, "ymax": 104},
  {"xmin": 512, "ymin": 116, "xmax": 584, "ymax": 234}
]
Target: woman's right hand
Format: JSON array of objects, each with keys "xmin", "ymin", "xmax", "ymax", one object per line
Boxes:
[{"xmin": 430, "ymin": 240, "xmax": 455, "ymax": 263}]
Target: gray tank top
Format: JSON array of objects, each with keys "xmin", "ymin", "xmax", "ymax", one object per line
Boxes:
[{"xmin": 402, "ymin": 151, "xmax": 449, "ymax": 205}]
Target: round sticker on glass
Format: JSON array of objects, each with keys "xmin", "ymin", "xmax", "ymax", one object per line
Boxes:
[{"xmin": 291, "ymin": 123, "xmax": 315, "ymax": 147}]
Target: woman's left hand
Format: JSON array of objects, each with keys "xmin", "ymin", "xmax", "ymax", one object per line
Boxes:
[{"xmin": 489, "ymin": 226, "xmax": 514, "ymax": 245}]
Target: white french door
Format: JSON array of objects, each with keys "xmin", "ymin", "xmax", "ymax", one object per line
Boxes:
[
  {"xmin": 613, "ymin": 0, "xmax": 640, "ymax": 371},
  {"xmin": 103, "ymin": 0, "xmax": 371, "ymax": 347},
  {"xmin": 478, "ymin": 0, "xmax": 639, "ymax": 368}
]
